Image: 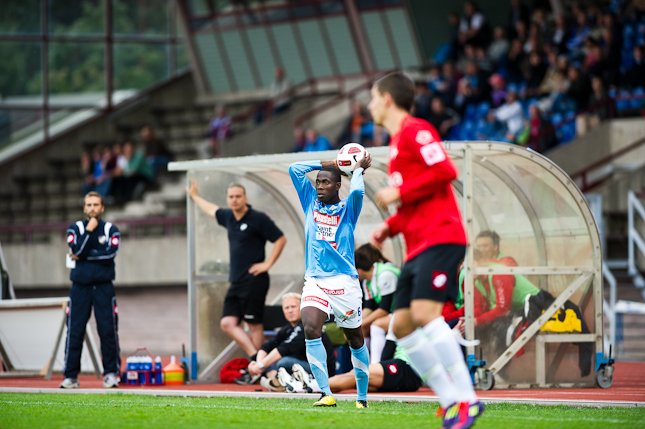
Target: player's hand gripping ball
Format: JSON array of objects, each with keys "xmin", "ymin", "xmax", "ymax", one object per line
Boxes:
[{"xmin": 336, "ymin": 143, "xmax": 367, "ymax": 176}]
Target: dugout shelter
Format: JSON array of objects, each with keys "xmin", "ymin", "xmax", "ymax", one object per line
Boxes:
[{"xmin": 169, "ymin": 141, "xmax": 611, "ymax": 388}]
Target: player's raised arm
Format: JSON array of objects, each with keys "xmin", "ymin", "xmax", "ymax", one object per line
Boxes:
[
  {"xmin": 347, "ymin": 152, "xmax": 370, "ymax": 223},
  {"xmin": 289, "ymin": 160, "xmax": 322, "ymax": 209},
  {"xmin": 185, "ymin": 179, "xmax": 220, "ymax": 218}
]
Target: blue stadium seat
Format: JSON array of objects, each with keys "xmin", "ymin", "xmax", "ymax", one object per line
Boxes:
[
  {"xmin": 632, "ymin": 87, "xmax": 645, "ymax": 110},
  {"xmin": 459, "ymin": 120, "xmax": 476, "ymax": 140},
  {"xmin": 617, "ymin": 90, "xmax": 631, "ymax": 111},
  {"xmin": 447, "ymin": 122, "xmax": 461, "ymax": 140},
  {"xmin": 551, "ymin": 113, "xmax": 563, "ymax": 141},
  {"xmin": 465, "ymin": 104, "xmax": 477, "ymax": 121},
  {"xmin": 476, "ymin": 101, "xmax": 490, "ymax": 120},
  {"xmin": 560, "ymin": 112, "xmax": 577, "ymax": 144},
  {"xmin": 475, "ymin": 118, "xmax": 489, "ymax": 139}
]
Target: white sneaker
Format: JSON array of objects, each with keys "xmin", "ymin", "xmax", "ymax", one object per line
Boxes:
[
  {"xmin": 260, "ymin": 376, "xmax": 286, "ymax": 392},
  {"xmin": 291, "ymin": 363, "xmax": 314, "ymax": 393},
  {"xmin": 277, "ymin": 367, "xmax": 305, "ymax": 393},
  {"xmin": 103, "ymin": 373, "xmax": 119, "ymax": 388},
  {"xmin": 60, "ymin": 378, "xmax": 80, "ymax": 389}
]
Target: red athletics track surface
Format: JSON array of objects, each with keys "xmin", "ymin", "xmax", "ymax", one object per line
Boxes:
[{"xmin": 1, "ymin": 361, "xmax": 644, "ymax": 405}]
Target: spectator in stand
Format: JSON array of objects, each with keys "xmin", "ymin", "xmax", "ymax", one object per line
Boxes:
[
  {"xmin": 566, "ymin": 65, "xmax": 592, "ymax": 110},
  {"xmin": 488, "ymin": 73, "xmax": 507, "ymax": 107},
  {"xmin": 454, "ymin": 78, "xmax": 479, "ymax": 115},
  {"xmin": 578, "ymin": 76, "xmax": 611, "ymax": 135},
  {"xmin": 426, "ymin": 96, "xmax": 460, "ymax": 139},
  {"xmin": 270, "ymin": 66, "xmax": 292, "ymax": 116},
  {"xmin": 551, "ymin": 14, "xmax": 571, "ymax": 54},
  {"xmin": 526, "ymin": 103, "xmax": 557, "ymax": 152},
  {"xmin": 514, "ymin": 20, "xmax": 528, "ymax": 45},
  {"xmin": 81, "ymin": 151, "xmax": 95, "ymax": 195},
  {"xmin": 141, "ymin": 126, "xmax": 172, "ymax": 178},
  {"xmin": 538, "ymin": 69, "xmax": 572, "ymax": 113},
  {"xmin": 436, "ymin": 61, "xmax": 459, "ymax": 104},
  {"xmin": 109, "ymin": 143, "xmax": 127, "ymax": 204},
  {"xmin": 539, "ymin": 51, "xmax": 562, "ymax": 96},
  {"xmin": 531, "ymin": 9, "xmax": 549, "ymax": 40},
  {"xmin": 583, "ymin": 37, "xmax": 605, "ymax": 77},
  {"xmin": 462, "ymin": 60, "xmax": 490, "ymax": 99},
  {"xmin": 475, "ymin": 46, "xmax": 494, "ymax": 74},
  {"xmin": 427, "ymin": 64, "xmax": 443, "ymax": 93},
  {"xmin": 338, "ymin": 102, "xmax": 370, "ymax": 146},
  {"xmin": 567, "ymin": 10, "xmax": 592, "ymax": 53},
  {"xmin": 488, "ymin": 27, "xmax": 510, "ymax": 65},
  {"xmin": 255, "ymin": 67, "xmax": 292, "ymax": 123},
  {"xmin": 525, "ymin": 50, "xmax": 548, "ymax": 96},
  {"xmin": 524, "ymin": 23, "xmax": 544, "ymax": 53},
  {"xmin": 99, "ymin": 146, "xmax": 116, "ymax": 201},
  {"xmin": 494, "ymin": 89, "xmax": 525, "ymax": 142},
  {"xmin": 600, "ymin": 12, "xmax": 622, "ymax": 85},
  {"xmin": 118, "ymin": 142, "xmax": 154, "ymax": 201},
  {"xmin": 447, "ymin": 11, "xmax": 461, "ymax": 61},
  {"xmin": 208, "ymin": 105, "xmax": 232, "ymax": 158},
  {"xmin": 291, "ymin": 127, "xmax": 306, "ymax": 152},
  {"xmin": 508, "ymin": 0, "xmax": 530, "ymax": 38},
  {"xmin": 456, "ymin": 43, "xmax": 477, "ymax": 72},
  {"xmin": 458, "ymin": 1, "xmax": 489, "ymax": 48},
  {"xmin": 89, "ymin": 148, "xmax": 112, "ymax": 198},
  {"xmin": 623, "ymin": 45, "xmax": 645, "ymax": 89},
  {"xmin": 303, "ymin": 128, "xmax": 333, "ymax": 152},
  {"xmin": 505, "ymin": 38, "xmax": 528, "ymax": 83},
  {"xmin": 413, "ymin": 82, "xmax": 433, "ymax": 119}
]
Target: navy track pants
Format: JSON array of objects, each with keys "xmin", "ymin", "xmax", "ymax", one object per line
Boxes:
[{"xmin": 63, "ymin": 282, "xmax": 121, "ymax": 378}]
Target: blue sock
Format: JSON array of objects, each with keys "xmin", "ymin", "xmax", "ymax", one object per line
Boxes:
[
  {"xmin": 350, "ymin": 344, "xmax": 370, "ymax": 401},
  {"xmin": 306, "ymin": 338, "xmax": 332, "ymax": 396}
]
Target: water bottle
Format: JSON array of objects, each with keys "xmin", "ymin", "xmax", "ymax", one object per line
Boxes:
[
  {"xmin": 140, "ymin": 356, "xmax": 151, "ymax": 385},
  {"xmin": 155, "ymin": 356, "xmax": 163, "ymax": 385},
  {"xmin": 125, "ymin": 357, "xmax": 136, "ymax": 385}
]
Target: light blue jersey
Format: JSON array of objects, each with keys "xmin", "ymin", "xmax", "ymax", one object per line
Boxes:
[{"xmin": 289, "ymin": 161, "xmax": 364, "ymax": 278}]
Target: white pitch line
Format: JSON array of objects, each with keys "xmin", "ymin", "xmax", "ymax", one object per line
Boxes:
[{"xmin": 0, "ymin": 387, "xmax": 643, "ymax": 408}]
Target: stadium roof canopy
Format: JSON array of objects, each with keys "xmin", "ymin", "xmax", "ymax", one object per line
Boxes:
[{"xmin": 169, "ymin": 142, "xmax": 604, "ymax": 389}]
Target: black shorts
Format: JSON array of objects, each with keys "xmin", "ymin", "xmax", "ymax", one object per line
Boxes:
[
  {"xmin": 394, "ymin": 244, "xmax": 466, "ymax": 310},
  {"xmin": 222, "ymin": 274, "xmax": 269, "ymax": 324},
  {"xmin": 378, "ymin": 359, "xmax": 423, "ymax": 392}
]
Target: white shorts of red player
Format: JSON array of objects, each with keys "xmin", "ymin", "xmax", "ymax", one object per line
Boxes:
[{"xmin": 301, "ymin": 275, "xmax": 363, "ymax": 329}]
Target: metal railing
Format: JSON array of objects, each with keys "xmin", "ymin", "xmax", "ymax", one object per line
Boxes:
[
  {"xmin": 0, "ymin": 216, "xmax": 186, "ymax": 244},
  {"xmin": 627, "ymin": 190, "xmax": 645, "ymax": 291}
]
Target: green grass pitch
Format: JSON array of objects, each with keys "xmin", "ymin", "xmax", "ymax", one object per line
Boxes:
[{"xmin": 1, "ymin": 394, "xmax": 644, "ymax": 429}]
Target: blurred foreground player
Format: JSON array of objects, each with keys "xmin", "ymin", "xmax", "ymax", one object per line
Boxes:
[
  {"xmin": 368, "ymin": 72, "xmax": 483, "ymax": 429},
  {"xmin": 61, "ymin": 192, "xmax": 121, "ymax": 389},
  {"xmin": 289, "ymin": 152, "xmax": 371, "ymax": 408}
]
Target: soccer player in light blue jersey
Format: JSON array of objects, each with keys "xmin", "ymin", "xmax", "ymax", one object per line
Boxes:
[{"xmin": 289, "ymin": 154, "xmax": 371, "ymax": 408}]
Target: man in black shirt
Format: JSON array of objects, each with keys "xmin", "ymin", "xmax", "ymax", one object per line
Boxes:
[{"xmin": 186, "ymin": 180, "xmax": 287, "ymax": 358}]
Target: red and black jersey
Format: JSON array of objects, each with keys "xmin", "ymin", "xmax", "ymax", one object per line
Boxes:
[{"xmin": 386, "ymin": 116, "xmax": 467, "ymax": 260}]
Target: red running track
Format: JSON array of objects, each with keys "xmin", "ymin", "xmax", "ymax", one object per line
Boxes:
[{"xmin": 1, "ymin": 361, "xmax": 644, "ymax": 404}]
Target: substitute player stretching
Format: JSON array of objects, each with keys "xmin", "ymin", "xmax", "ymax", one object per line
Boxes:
[
  {"xmin": 289, "ymin": 154, "xmax": 371, "ymax": 408},
  {"xmin": 368, "ymin": 72, "xmax": 483, "ymax": 429}
]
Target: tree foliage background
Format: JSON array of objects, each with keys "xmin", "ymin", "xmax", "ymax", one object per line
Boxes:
[{"xmin": 0, "ymin": 0, "xmax": 186, "ymax": 99}]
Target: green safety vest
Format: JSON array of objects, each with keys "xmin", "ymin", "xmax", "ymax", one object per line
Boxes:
[
  {"xmin": 364, "ymin": 263, "xmax": 401, "ymax": 311},
  {"xmin": 456, "ymin": 263, "xmax": 540, "ymax": 312}
]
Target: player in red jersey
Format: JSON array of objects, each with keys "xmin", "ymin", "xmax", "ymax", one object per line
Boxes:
[{"xmin": 367, "ymin": 72, "xmax": 483, "ymax": 429}]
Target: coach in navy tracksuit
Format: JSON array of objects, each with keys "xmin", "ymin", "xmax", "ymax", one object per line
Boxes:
[{"xmin": 60, "ymin": 191, "xmax": 121, "ymax": 389}]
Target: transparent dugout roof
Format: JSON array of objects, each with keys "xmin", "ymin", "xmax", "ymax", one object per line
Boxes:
[{"xmin": 169, "ymin": 141, "xmax": 603, "ymax": 384}]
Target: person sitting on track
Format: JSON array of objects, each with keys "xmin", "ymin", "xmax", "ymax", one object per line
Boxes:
[
  {"xmin": 355, "ymin": 243, "xmax": 400, "ymax": 364},
  {"xmin": 243, "ymin": 293, "xmax": 334, "ymax": 390}
]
